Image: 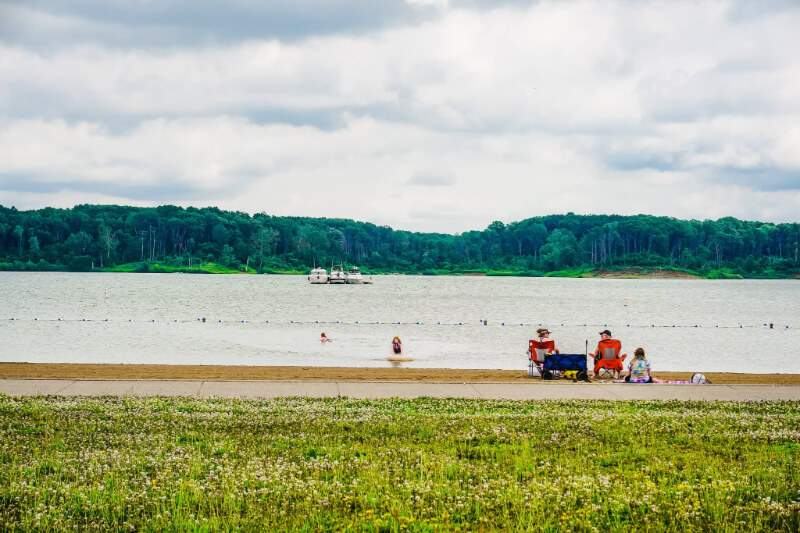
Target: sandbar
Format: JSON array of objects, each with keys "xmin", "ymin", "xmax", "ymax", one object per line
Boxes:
[{"xmin": 1, "ymin": 363, "xmax": 799, "ymax": 385}]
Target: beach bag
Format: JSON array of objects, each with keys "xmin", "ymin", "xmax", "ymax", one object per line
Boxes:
[{"xmin": 690, "ymin": 373, "xmax": 710, "ymax": 384}]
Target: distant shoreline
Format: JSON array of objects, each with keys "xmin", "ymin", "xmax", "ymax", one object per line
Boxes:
[
  {"xmin": 2, "ymin": 363, "xmax": 799, "ymax": 385},
  {"xmin": 3, "ymin": 265, "xmax": 797, "ymax": 279}
]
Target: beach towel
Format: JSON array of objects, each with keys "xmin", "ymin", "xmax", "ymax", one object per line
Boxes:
[{"xmin": 613, "ymin": 379, "xmax": 695, "ymax": 384}]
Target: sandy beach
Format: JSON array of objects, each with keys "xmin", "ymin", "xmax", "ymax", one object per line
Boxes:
[{"xmin": 1, "ymin": 363, "xmax": 799, "ymax": 385}]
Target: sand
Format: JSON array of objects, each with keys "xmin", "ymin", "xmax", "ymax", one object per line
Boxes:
[{"xmin": 1, "ymin": 363, "xmax": 799, "ymax": 385}]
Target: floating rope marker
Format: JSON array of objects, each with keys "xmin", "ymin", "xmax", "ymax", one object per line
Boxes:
[
  {"xmin": 315, "ymin": 320, "xmax": 318, "ymax": 323},
  {"xmin": 174, "ymin": 320, "xmax": 178, "ymax": 323},
  {"xmin": 241, "ymin": 320, "xmax": 245, "ymax": 323},
  {"xmin": 151, "ymin": 319, "xmax": 155, "ymax": 322},
  {"xmin": 437, "ymin": 321, "xmax": 441, "ymax": 325},
  {"xmin": 34, "ymin": 318, "xmax": 38, "ymax": 321},
  {"xmin": 520, "ymin": 323, "xmax": 524, "ymax": 326},
  {"xmin": 459, "ymin": 322, "xmax": 463, "ymax": 325},
  {"xmin": 416, "ymin": 321, "xmax": 420, "ymax": 325},
  {"xmin": 58, "ymin": 318, "xmax": 61, "ymax": 321},
  {"xmin": 397, "ymin": 321, "xmax": 401, "ymax": 324},
  {"xmin": 740, "ymin": 325, "xmax": 743, "ymax": 328},
  {"xmin": 501, "ymin": 322, "xmax": 505, "ymax": 326},
  {"xmin": 105, "ymin": 319, "xmax": 109, "ymax": 322},
  {"xmin": 290, "ymin": 320, "xmax": 294, "ymax": 323},
  {"xmin": 219, "ymin": 320, "xmax": 222, "ymax": 323},
  {"xmin": 82, "ymin": 318, "xmax": 86, "ymax": 321}
]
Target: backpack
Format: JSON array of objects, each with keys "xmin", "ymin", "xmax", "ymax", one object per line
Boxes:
[{"xmin": 690, "ymin": 373, "xmax": 710, "ymax": 384}]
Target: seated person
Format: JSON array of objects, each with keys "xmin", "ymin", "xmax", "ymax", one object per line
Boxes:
[
  {"xmin": 533, "ymin": 327, "xmax": 559, "ymax": 354},
  {"xmin": 625, "ymin": 347, "xmax": 652, "ymax": 383},
  {"xmin": 591, "ymin": 329, "xmax": 625, "ymax": 378},
  {"xmin": 528, "ymin": 327, "xmax": 559, "ymax": 368}
]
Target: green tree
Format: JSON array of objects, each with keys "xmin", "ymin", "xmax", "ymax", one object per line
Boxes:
[
  {"xmin": 28, "ymin": 236, "xmax": 40, "ymax": 259},
  {"xmin": 65, "ymin": 231, "xmax": 92, "ymax": 255},
  {"xmin": 540, "ymin": 229, "xmax": 579, "ymax": 271}
]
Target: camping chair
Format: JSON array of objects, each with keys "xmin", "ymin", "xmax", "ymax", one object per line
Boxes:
[
  {"xmin": 593, "ymin": 339, "xmax": 626, "ymax": 379},
  {"xmin": 527, "ymin": 339, "xmax": 554, "ymax": 377}
]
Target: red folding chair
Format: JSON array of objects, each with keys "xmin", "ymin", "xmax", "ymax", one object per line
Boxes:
[
  {"xmin": 592, "ymin": 339, "xmax": 626, "ymax": 379},
  {"xmin": 528, "ymin": 339, "xmax": 555, "ymax": 377}
]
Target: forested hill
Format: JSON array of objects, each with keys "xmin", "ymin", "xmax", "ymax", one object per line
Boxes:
[{"xmin": 1, "ymin": 204, "xmax": 798, "ymax": 278}]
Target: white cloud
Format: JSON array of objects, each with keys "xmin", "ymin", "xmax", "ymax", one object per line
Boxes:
[{"xmin": 1, "ymin": 0, "xmax": 799, "ymax": 231}]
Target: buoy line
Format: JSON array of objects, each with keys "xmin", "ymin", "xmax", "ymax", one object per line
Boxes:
[{"xmin": 1, "ymin": 317, "xmax": 792, "ymax": 329}]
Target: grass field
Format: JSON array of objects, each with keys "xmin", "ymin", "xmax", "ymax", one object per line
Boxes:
[{"xmin": 1, "ymin": 396, "xmax": 798, "ymax": 531}]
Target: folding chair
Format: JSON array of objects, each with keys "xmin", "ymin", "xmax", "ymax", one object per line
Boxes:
[
  {"xmin": 527, "ymin": 339, "xmax": 554, "ymax": 378},
  {"xmin": 593, "ymin": 339, "xmax": 626, "ymax": 379}
]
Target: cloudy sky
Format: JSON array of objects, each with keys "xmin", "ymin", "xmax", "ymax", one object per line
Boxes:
[{"xmin": 0, "ymin": 0, "xmax": 798, "ymax": 233}]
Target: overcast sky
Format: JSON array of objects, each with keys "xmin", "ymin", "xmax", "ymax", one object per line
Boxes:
[{"xmin": 1, "ymin": 0, "xmax": 798, "ymax": 233}]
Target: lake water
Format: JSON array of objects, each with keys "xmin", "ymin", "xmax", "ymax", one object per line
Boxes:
[{"xmin": 1, "ymin": 272, "xmax": 798, "ymax": 373}]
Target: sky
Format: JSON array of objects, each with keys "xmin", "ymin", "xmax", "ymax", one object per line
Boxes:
[{"xmin": 0, "ymin": 0, "xmax": 799, "ymax": 234}]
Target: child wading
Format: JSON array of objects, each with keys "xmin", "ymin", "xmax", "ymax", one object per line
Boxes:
[{"xmin": 391, "ymin": 336, "xmax": 403, "ymax": 354}]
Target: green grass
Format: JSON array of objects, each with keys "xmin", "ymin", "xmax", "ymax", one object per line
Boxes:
[
  {"xmin": 108, "ymin": 262, "xmax": 250, "ymax": 274},
  {"xmin": 1, "ymin": 396, "xmax": 798, "ymax": 531}
]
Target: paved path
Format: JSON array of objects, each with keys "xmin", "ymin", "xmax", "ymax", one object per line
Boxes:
[{"xmin": 2, "ymin": 379, "xmax": 800, "ymax": 401}]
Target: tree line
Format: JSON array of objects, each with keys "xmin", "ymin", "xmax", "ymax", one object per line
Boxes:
[{"xmin": 1, "ymin": 204, "xmax": 798, "ymax": 277}]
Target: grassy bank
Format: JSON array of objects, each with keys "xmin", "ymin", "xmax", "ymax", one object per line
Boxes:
[
  {"xmin": 1, "ymin": 396, "xmax": 798, "ymax": 531},
  {"xmin": 3, "ymin": 260, "xmax": 797, "ymax": 278}
]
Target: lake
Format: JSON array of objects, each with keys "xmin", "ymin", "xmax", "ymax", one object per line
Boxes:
[{"xmin": 1, "ymin": 272, "xmax": 798, "ymax": 373}]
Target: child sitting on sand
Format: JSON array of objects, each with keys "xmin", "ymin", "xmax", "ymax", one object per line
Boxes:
[{"xmin": 625, "ymin": 347, "xmax": 652, "ymax": 383}]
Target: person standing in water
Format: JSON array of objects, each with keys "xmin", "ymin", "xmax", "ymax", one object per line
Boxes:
[
  {"xmin": 391, "ymin": 336, "xmax": 403, "ymax": 354},
  {"xmin": 320, "ymin": 332, "xmax": 332, "ymax": 343}
]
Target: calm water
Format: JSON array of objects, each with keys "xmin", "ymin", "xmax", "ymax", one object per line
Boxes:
[{"xmin": 1, "ymin": 272, "xmax": 798, "ymax": 373}]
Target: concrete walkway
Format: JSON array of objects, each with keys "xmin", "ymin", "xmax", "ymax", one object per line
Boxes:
[{"xmin": 2, "ymin": 378, "xmax": 800, "ymax": 401}]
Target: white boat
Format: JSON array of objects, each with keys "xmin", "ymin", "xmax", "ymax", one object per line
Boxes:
[
  {"xmin": 308, "ymin": 267, "xmax": 329, "ymax": 284},
  {"xmin": 346, "ymin": 267, "xmax": 364, "ymax": 284},
  {"xmin": 329, "ymin": 264, "xmax": 347, "ymax": 284}
]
